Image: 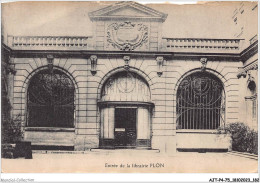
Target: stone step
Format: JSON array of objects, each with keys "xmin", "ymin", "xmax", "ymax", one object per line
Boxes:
[
  {"xmin": 231, "ymin": 151, "xmax": 258, "ymax": 157},
  {"xmin": 227, "ymin": 151, "xmax": 258, "ymax": 160},
  {"xmin": 90, "ymin": 149, "xmax": 160, "ymax": 153},
  {"xmin": 32, "ymin": 149, "xmax": 160, "ymax": 154},
  {"xmin": 32, "ymin": 150, "xmax": 86, "ymax": 154}
]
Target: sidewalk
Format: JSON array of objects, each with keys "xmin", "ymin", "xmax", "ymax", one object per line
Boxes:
[{"xmin": 1, "ymin": 151, "xmax": 258, "ymax": 173}]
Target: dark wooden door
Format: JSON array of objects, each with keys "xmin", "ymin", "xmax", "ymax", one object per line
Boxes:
[{"xmin": 114, "ymin": 108, "xmax": 137, "ymax": 148}]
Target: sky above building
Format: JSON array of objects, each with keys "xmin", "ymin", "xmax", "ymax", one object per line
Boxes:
[{"xmin": 1, "ymin": 1, "xmax": 258, "ymax": 41}]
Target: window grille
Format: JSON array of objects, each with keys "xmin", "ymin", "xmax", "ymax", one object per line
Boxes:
[
  {"xmin": 27, "ymin": 69, "xmax": 75, "ymax": 128},
  {"xmin": 176, "ymin": 72, "xmax": 225, "ymax": 130}
]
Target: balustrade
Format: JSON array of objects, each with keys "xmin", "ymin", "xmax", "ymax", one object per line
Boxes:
[
  {"xmin": 6, "ymin": 35, "xmax": 244, "ymax": 53},
  {"xmin": 7, "ymin": 35, "xmax": 90, "ymax": 49},
  {"xmin": 162, "ymin": 38, "xmax": 243, "ymax": 53}
]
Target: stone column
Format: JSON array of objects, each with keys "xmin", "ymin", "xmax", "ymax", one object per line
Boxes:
[
  {"xmin": 100, "ymin": 107, "xmax": 115, "ymax": 148},
  {"xmin": 137, "ymin": 107, "xmax": 151, "ymax": 148},
  {"xmin": 103, "ymin": 107, "xmax": 115, "ymax": 139}
]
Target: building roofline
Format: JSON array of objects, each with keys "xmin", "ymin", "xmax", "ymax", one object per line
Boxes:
[
  {"xmin": 2, "ymin": 43, "xmax": 242, "ymax": 61},
  {"xmin": 240, "ymin": 40, "xmax": 258, "ymax": 62}
]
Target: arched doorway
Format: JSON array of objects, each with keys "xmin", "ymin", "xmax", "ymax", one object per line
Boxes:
[
  {"xmin": 176, "ymin": 72, "xmax": 225, "ymax": 130},
  {"xmin": 98, "ymin": 71, "xmax": 153, "ymax": 149}
]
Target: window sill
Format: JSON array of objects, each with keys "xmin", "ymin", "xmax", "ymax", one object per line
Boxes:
[
  {"xmin": 24, "ymin": 127, "xmax": 75, "ymax": 132},
  {"xmin": 176, "ymin": 129, "xmax": 224, "ymax": 134}
]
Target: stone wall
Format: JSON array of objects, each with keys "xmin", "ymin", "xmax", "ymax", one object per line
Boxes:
[
  {"xmin": 238, "ymin": 47, "xmax": 258, "ymax": 130},
  {"xmin": 11, "ymin": 53, "xmax": 242, "ymax": 152}
]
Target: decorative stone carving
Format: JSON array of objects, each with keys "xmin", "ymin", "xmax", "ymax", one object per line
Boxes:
[
  {"xmin": 253, "ymin": 64, "xmax": 258, "ymax": 70},
  {"xmin": 107, "ymin": 22, "xmax": 148, "ymax": 51},
  {"xmin": 90, "ymin": 55, "xmax": 98, "ymax": 76},
  {"xmin": 117, "ymin": 72, "xmax": 135, "ymax": 93},
  {"xmin": 123, "ymin": 55, "xmax": 130, "ymax": 70},
  {"xmin": 200, "ymin": 58, "xmax": 207, "ymax": 71},
  {"xmin": 237, "ymin": 71, "xmax": 247, "ymax": 79},
  {"xmin": 237, "ymin": 60, "xmax": 258, "ymax": 79},
  {"xmin": 101, "ymin": 72, "xmax": 151, "ymax": 102},
  {"xmin": 156, "ymin": 56, "xmax": 164, "ymax": 77},
  {"xmin": 46, "ymin": 55, "xmax": 54, "ymax": 72},
  {"xmin": 247, "ymin": 71, "xmax": 255, "ymax": 83},
  {"xmin": 7, "ymin": 56, "xmax": 16, "ymax": 75}
]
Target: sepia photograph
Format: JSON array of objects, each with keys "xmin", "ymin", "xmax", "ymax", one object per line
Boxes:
[{"xmin": 1, "ymin": 0, "xmax": 258, "ymax": 179}]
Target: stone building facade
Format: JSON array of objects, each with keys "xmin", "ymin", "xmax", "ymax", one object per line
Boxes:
[
  {"xmin": 233, "ymin": 2, "xmax": 258, "ymax": 131},
  {"xmin": 2, "ymin": 1, "xmax": 258, "ymax": 153}
]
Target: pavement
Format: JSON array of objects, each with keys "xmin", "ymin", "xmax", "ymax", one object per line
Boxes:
[{"xmin": 1, "ymin": 151, "xmax": 258, "ymax": 173}]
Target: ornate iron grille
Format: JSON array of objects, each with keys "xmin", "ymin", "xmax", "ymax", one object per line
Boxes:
[
  {"xmin": 176, "ymin": 72, "xmax": 225, "ymax": 129},
  {"xmin": 27, "ymin": 69, "xmax": 75, "ymax": 128}
]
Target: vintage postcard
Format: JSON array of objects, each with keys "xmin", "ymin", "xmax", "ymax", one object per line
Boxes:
[{"xmin": 1, "ymin": 0, "xmax": 258, "ymax": 177}]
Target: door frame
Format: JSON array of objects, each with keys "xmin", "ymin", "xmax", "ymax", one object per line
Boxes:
[
  {"xmin": 98, "ymin": 102, "xmax": 154, "ymax": 149},
  {"xmin": 114, "ymin": 107, "xmax": 137, "ymax": 148}
]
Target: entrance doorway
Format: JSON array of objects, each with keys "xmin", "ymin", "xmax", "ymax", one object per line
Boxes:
[
  {"xmin": 98, "ymin": 71, "xmax": 153, "ymax": 149},
  {"xmin": 114, "ymin": 108, "xmax": 137, "ymax": 148}
]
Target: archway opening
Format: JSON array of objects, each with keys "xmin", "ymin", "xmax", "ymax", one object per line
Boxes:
[
  {"xmin": 176, "ymin": 72, "xmax": 225, "ymax": 130},
  {"xmin": 98, "ymin": 71, "xmax": 153, "ymax": 149},
  {"xmin": 27, "ymin": 69, "xmax": 75, "ymax": 128}
]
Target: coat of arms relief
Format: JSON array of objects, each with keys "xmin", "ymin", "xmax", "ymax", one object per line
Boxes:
[{"xmin": 107, "ymin": 22, "xmax": 149, "ymax": 51}]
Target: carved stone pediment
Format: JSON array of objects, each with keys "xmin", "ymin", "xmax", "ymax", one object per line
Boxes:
[
  {"xmin": 107, "ymin": 22, "xmax": 148, "ymax": 51},
  {"xmin": 89, "ymin": 1, "xmax": 167, "ymax": 21},
  {"xmin": 89, "ymin": 1, "xmax": 166, "ymax": 51},
  {"xmin": 105, "ymin": 7, "xmax": 151, "ymax": 17}
]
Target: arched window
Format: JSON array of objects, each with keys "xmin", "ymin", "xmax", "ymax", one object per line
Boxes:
[
  {"xmin": 176, "ymin": 72, "xmax": 225, "ymax": 130},
  {"xmin": 246, "ymin": 79, "xmax": 257, "ymax": 126},
  {"xmin": 27, "ymin": 69, "xmax": 75, "ymax": 128}
]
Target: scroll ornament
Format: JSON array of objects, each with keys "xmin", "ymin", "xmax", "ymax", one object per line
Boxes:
[
  {"xmin": 123, "ymin": 55, "xmax": 130, "ymax": 70},
  {"xmin": 90, "ymin": 55, "xmax": 98, "ymax": 76},
  {"xmin": 7, "ymin": 56, "xmax": 16, "ymax": 75},
  {"xmin": 107, "ymin": 22, "xmax": 148, "ymax": 51},
  {"xmin": 47, "ymin": 55, "xmax": 54, "ymax": 72},
  {"xmin": 156, "ymin": 56, "xmax": 164, "ymax": 77},
  {"xmin": 200, "ymin": 58, "xmax": 208, "ymax": 71}
]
